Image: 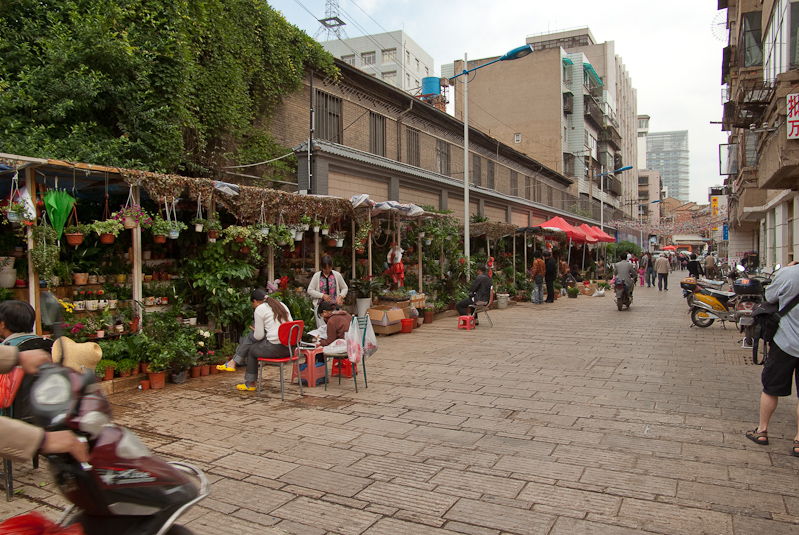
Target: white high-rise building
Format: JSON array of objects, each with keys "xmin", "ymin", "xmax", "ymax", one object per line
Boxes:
[
  {"xmin": 319, "ymin": 30, "xmax": 434, "ymax": 93},
  {"xmin": 646, "ymin": 130, "xmax": 690, "ymax": 203}
]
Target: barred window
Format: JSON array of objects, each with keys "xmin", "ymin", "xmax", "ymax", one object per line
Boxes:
[
  {"xmin": 525, "ymin": 176, "xmax": 532, "ymax": 200},
  {"xmin": 342, "ymin": 55, "xmax": 355, "ymax": 66},
  {"xmin": 370, "ymin": 113, "xmax": 386, "ymax": 156},
  {"xmin": 510, "ymin": 171, "xmax": 518, "ymax": 196},
  {"xmin": 436, "ymin": 139, "xmax": 450, "ymax": 175},
  {"xmin": 487, "ymin": 161, "xmax": 495, "ymax": 189},
  {"xmin": 382, "ymin": 48, "xmax": 396, "ymax": 64},
  {"xmin": 473, "ymin": 155, "xmax": 481, "ymax": 186},
  {"xmin": 406, "ymin": 127, "xmax": 420, "ymax": 167},
  {"xmin": 362, "ymin": 51, "xmax": 376, "ymax": 65},
  {"xmin": 315, "ymin": 91, "xmax": 342, "ymax": 143},
  {"xmin": 382, "ymin": 71, "xmax": 397, "ymax": 85}
]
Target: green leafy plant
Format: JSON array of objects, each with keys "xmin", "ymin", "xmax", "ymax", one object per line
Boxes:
[
  {"xmin": 567, "ymin": 286, "xmax": 580, "ymax": 297},
  {"xmin": 350, "ymin": 276, "xmax": 385, "ymax": 298},
  {"xmin": 115, "ymin": 358, "xmax": 137, "ymax": 374},
  {"xmin": 150, "ymin": 215, "xmax": 187, "ymax": 236},
  {"xmin": 95, "ymin": 359, "xmax": 116, "ymax": 375},
  {"xmin": 90, "ymin": 219, "xmax": 124, "ymax": 237},
  {"xmin": 64, "ymin": 224, "xmax": 89, "ymax": 235}
]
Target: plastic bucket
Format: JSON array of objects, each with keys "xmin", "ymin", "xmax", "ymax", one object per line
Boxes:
[
  {"xmin": 496, "ymin": 293, "xmax": 509, "ymax": 309},
  {"xmin": 400, "ymin": 318, "xmax": 414, "ymax": 333}
]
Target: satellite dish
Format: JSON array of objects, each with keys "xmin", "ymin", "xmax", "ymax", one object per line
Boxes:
[{"xmin": 711, "ymin": 10, "xmax": 728, "ymax": 42}]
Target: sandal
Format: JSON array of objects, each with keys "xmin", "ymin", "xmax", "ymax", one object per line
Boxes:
[
  {"xmin": 236, "ymin": 383, "xmax": 256, "ymax": 391},
  {"xmin": 217, "ymin": 364, "xmax": 236, "ymax": 372},
  {"xmin": 745, "ymin": 428, "xmax": 769, "ymax": 445},
  {"xmin": 791, "ymin": 440, "xmax": 799, "ymax": 458}
]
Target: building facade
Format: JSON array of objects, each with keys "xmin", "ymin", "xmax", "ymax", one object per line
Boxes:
[
  {"xmin": 319, "ymin": 30, "xmax": 434, "ymax": 94},
  {"xmin": 719, "ymin": 0, "xmax": 798, "ymax": 267},
  {"xmin": 646, "ymin": 131, "xmax": 690, "ymax": 203}
]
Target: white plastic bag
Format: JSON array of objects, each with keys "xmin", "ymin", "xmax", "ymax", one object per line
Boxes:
[
  {"xmin": 323, "ymin": 338, "xmax": 347, "ymax": 356},
  {"xmin": 346, "ymin": 318, "xmax": 363, "ymax": 364},
  {"xmin": 592, "ymin": 288, "xmax": 605, "ymax": 297},
  {"xmin": 363, "ymin": 320, "xmax": 378, "ymax": 358}
]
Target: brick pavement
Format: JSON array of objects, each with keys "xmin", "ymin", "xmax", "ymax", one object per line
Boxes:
[{"xmin": 3, "ymin": 272, "xmax": 799, "ymax": 534}]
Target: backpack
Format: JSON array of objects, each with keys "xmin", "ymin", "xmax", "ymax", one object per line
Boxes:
[{"xmin": 751, "ymin": 293, "xmax": 799, "ymax": 365}]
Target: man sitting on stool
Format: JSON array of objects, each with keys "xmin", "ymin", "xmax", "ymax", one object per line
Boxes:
[{"xmin": 456, "ymin": 264, "xmax": 492, "ymax": 326}]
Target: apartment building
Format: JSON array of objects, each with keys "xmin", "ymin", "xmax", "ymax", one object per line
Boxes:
[
  {"xmin": 319, "ymin": 30, "xmax": 434, "ymax": 94},
  {"xmin": 443, "ymin": 28, "xmax": 636, "ymax": 230},
  {"xmin": 646, "ymin": 131, "xmax": 690, "ymax": 203},
  {"xmin": 269, "ymin": 59, "xmax": 611, "ymax": 230},
  {"xmin": 719, "ymin": 0, "xmax": 798, "ymax": 266}
]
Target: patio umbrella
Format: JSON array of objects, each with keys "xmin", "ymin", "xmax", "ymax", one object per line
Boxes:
[
  {"xmin": 43, "ymin": 190, "xmax": 76, "ymax": 239},
  {"xmin": 578, "ymin": 224, "xmax": 602, "ymax": 270},
  {"xmin": 540, "ymin": 216, "xmax": 591, "ymax": 266},
  {"xmin": 589, "ymin": 226, "xmax": 615, "ymax": 243},
  {"xmin": 662, "ymin": 245, "xmax": 678, "ymax": 251}
]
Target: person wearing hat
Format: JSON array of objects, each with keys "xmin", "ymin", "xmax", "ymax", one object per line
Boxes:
[
  {"xmin": 307, "ymin": 255, "xmax": 348, "ymax": 329},
  {"xmin": 217, "ymin": 289, "xmax": 293, "ymax": 391},
  {"xmin": 316, "ymin": 301, "xmax": 352, "ymax": 348}
]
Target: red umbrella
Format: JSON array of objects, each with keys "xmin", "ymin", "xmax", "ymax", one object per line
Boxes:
[
  {"xmin": 540, "ymin": 216, "xmax": 593, "ymax": 243},
  {"xmin": 662, "ymin": 245, "xmax": 678, "ymax": 250},
  {"xmin": 589, "ymin": 226, "xmax": 615, "ymax": 243},
  {"xmin": 578, "ymin": 224, "xmax": 603, "ymax": 244}
]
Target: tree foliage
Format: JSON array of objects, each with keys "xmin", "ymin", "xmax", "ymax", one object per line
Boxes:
[{"xmin": 0, "ymin": 0, "xmax": 337, "ymax": 176}]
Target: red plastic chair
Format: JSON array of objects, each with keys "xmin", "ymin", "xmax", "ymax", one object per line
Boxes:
[{"xmin": 256, "ymin": 320, "xmax": 306, "ymax": 400}]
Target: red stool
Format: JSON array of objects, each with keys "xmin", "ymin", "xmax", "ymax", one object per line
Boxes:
[
  {"xmin": 291, "ymin": 347, "xmax": 327, "ymax": 388},
  {"xmin": 458, "ymin": 315, "xmax": 475, "ymax": 330}
]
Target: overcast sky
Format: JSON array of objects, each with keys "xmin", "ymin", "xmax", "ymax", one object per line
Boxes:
[{"xmin": 273, "ymin": 0, "xmax": 728, "ymax": 204}]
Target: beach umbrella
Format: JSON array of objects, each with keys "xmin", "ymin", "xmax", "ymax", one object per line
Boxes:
[{"xmin": 43, "ymin": 190, "xmax": 76, "ymax": 239}]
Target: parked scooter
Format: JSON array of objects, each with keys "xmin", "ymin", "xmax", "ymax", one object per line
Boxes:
[
  {"xmin": 611, "ymin": 276, "xmax": 633, "ymax": 311},
  {"xmin": 680, "ymin": 276, "xmax": 727, "ymax": 307},
  {"xmin": 687, "ymin": 283, "xmax": 740, "ymax": 328},
  {"xmin": 734, "ymin": 264, "xmax": 780, "ymax": 347},
  {"xmin": 24, "ymin": 362, "xmax": 209, "ymax": 534}
]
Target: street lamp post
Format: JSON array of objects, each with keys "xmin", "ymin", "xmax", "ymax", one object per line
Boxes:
[
  {"xmin": 594, "ymin": 165, "xmax": 632, "ymax": 234},
  {"xmin": 451, "ymin": 44, "xmax": 533, "ymax": 280}
]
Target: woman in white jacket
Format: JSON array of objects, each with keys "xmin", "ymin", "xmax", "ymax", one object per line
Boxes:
[{"xmin": 307, "ymin": 255, "xmax": 348, "ymax": 328}]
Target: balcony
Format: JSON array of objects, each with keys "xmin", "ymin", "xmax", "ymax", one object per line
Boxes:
[
  {"xmin": 563, "ymin": 94, "xmax": 573, "ymax": 114},
  {"xmin": 606, "ymin": 176, "xmax": 622, "ymax": 197},
  {"xmin": 598, "ymin": 126, "xmax": 621, "ymax": 150},
  {"xmin": 583, "ymin": 95, "xmax": 604, "ymax": 129}
]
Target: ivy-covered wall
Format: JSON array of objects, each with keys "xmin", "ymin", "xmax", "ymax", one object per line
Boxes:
[{"xmin": 0, "ymin": 0, "xmax": 337, "ymax": 177}]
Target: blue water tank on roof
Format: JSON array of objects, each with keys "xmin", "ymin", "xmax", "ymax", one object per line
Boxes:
[{"xmin": 421, "ymin": 77, "xmax": 440, "ymax": 96}]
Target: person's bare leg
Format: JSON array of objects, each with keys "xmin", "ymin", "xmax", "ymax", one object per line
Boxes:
[{"xmin": 758, "ymin": 392, "xmax": 778, "ymax": 433}]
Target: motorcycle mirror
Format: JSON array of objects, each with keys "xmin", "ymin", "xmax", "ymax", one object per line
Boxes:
[
  {"xmin": 736, "ymin": 265, "xmax": 746, "ymax": 273},
  {"xmin": 774, "ymin": 264, "xmax": 782, "ymax": 271}
]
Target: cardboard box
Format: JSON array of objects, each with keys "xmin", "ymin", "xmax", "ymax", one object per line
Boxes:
[
  {"xmin": 373, "ymin": 323, "xmax": 402, "ymax": 335},
  {"xmin": 367, "ymin": 305, "xmax": 406, "ymax": 326}
]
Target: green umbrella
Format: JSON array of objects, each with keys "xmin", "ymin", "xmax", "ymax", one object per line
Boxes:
[{"xmin": 44, "ymin": 190, "xmax": 76, "ymax": 239}]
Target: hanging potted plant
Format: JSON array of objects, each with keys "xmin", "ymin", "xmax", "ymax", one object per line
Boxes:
[
  {"xmin": 1, "ymin": 201, "xmax": 33, "ymax": 225},
  {"xmin": 191, "ymin": 217, "xmax": 206, "ymax": 232},
  {"xmin": 311, "ymin": 219, "xmax": 321, "ymax": 233},
  {"xmin": 64, "ymin": 224, "xmax": 88, "ymax": 247},
  {"xmin": 149, "ymin": 215, "xmax": 185, "ymax": 242},
  {"xmin": 90, "ymin": 219, "xmax": 124, "ymax": 244},
  {"xmin": 320, "ymin": 222, "xmax": 330, "ymax": 236},
  {"xmin": 274, "ymin": 224, "xmax": 293, "ymax": 246},
  {"xmin": 356, "ymin": 219, "xmax": 372, "ymax": 245},
  {"xmin": 30, "ymin": 225, "xmax": 60, "ymax": 288},
  {"xmin": 300, "ymin": 215, "xmax": 311, "ymax": 232},
  {"xmin": 293, "ymin": 226, "xmax": 304, "ymax": 242},
  {"xmin": 330, "ymin": 231, "xmax": 346, "ymax": 248},
  {"xmin": 223, "ymin": 225, "xmax": 251, "ymax": 243},
  {"xmin": 205, "ymin": 216, "xmax": 222, "ymax": 240},
  {"xmin": 112, "ymin": 205, "xmax": 152, "ymax": 229},
  {"xmin": 256, "ymin": 223, "xmax": 272, "ymax": 236}
]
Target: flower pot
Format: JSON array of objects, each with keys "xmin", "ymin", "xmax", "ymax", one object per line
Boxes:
[
  {"xmin": 148, "ymin": 371, "xmax": 165, "ymax": 389},
  {"xmin": 86, "ymin": 300, "xmax": 98, "ymax": 311},
  {"xmin": 301, "ymin": 224, "xmax": 309, "ymax": 231},
  {"xmin": 114, "ymin": 323, "xmax": 124, "ymax": 333},
  {"xmin": 96, "ymin": 330, "xmax": 105, "ymax": 339},
  {"xmin": 98, "ymin": 299, "xmax": 107, "ymax": 309},
  {"xmin": 100, "ymin": 233, "xmax": 115, "ymax": 244},
  {"xmin": 496, "ymin": 293, "xmax": 509, "ymax": 309},
  {"xmin": 6, "ymin": 211, "xmax": 22, "ymax": 223},
  {"xmin": 74, "ymin": 300, "xmax": 85, "ymax": 311},
  {"xmin": 168, "ymin": 229, "xmax": 180, "ymax": 240},
  {"xmin": 144, "ymin": 275, "xmax": 153, "ymax": 282},
  {"xmin": 123, "ymin": 216, "xmax": 137, "ymax": 229},
  {"xmin": 15, "ymin": 278, "xmax": 24, "ymax": 288},
  {"xmin": 424, "ymin": 239, "xmax": 431, "ymax": 245},
  {"xmin": 277, "ymin": 240, "xmax": 287, "ymax": 246},
  {"xmin": 356, "ymin": 297, "xmax": 372, "ymax": 318},
  {"xmin": 97, "ymin": 275, "xmax": 106, "ymax": 284},
  {"xmin": 160, "ymin": 297, "xmax": 169, "ymax": 305},
  {"xmin": 260, "ymin": 227, "xmax": 270, "ymax": 236},
  {"xmin": 294, "ymin": 231, "xmax": 304, "ymax": 241},
  {"xmin": 140, "ymin": 362, "xmax": 148, "ymax": 374},
  {"xmin": 234, "ymin": 236, "xmax": 245, "ymax": 243},
  {"xmin": 73, "ymin": 272, "xmax": 89, "ymax": 285},
  {"xmin": 115, "ymin": 274, "xmax": 127, "ymax": 283},
  {"xmin": 103, "ymin": 366, "xmax": 114, "ymax": 381},
  {"xmin": 188, "ymin": 317, "xmax": 197, "ymax": 326},
  {"xmin": 209, "ymin": 365, "xmax": 219, "ymax": 375},
  {"xmin": 336, "ymin": 239, "xmax": 344, "ymax": 247},
  {"xmin": 143, "ymin": 250, "xmax": 152, "ymax": 260},
  {"xmin": 88, "ymin": 275, "xmax": 98, "ymax": 285},
  {"xmin": 321, "ymin": 228, "xmax": 329, "ymax": 235},
  {"xmin": 171, "ymin": 370, "xmax": 187, "ymax": 384},
  {"xmin": 239, "ymin": 246, "xmax": 250, "ymax": 254},
  {"xmin": 129, "ymin": 317, "xmax": 140, "ymax": 332},
  {"xmin": 355, "ymin": 248, "xmax": 364, "ymax": 255},
  {"xmin": 194, "ymin": 224, "xmax": 204, "ymax": 232},
  {"xmin": 567, "ymin": 293, "xmax": 578, "ymax": 298},
  {"xmin": 120, "ymin": 370, "xmax": 130, "ymax": 377},
  {"xmin": 140, "ymin": 380, "xmax": 150, "ymax": 390},
  {"xmin": 327, "ymin": 239, "xmax": 337, "ymax": 247},
  {"xmin": 208, "ymin": 230, "xmax": 220, "ymax": 239},
  {"xmin": 153, "ymin": 235, "xmax": 167, "ymax": 244},
  {"xmin": 144, "ymin": 296, "xmax": 155, "ymax": 306},
  {"xmin": 190, "ymin": 366, "xmax": 201, "ymax": 379},
  {"xmin": 313, "ymin": 226, "xmax": 320, "ymax": 233},
  {"xmin": 65, "ymin": 233, "xmax": 84, "ymax": 246},
  {"xmin": 200, "ymin": 364, "xmax": 210, "ymax": 376},
  {"xmin": 424, "ymin": 310, "xmax": 434, "ymax": 323}
]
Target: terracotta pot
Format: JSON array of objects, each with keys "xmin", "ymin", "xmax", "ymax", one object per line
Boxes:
[
  {"xmin": 235, "ymin": 236, "xmax": 245, "ymax": 243},
  {"xmin": 140, "ymin": 362, "xmax": 149, "ymax": 374},
  {"xmin": 103, "ymin": 366, "xmax": 114, "ymax": 381},
  {"xmin": 123, "ymin": 216, "xmax": 137, "ymax": 229},
  {"xmin": 120, "ymin": 370, "xmax": 131, "ymax": 377},
  {"xmin": 355, "ymin": 248, "xmax": 364, "ymax": 255},
  {"xmin": 148, "ymin": 371, "xmax": 166, "ymax": 390},
  {"xmin": 134, "ymin": 363, "xmax": 141, "ymax": 375},
  {"xmin": 240, "ymin": 246, "xmax": 250, "ymax": 254},
  {"xmin": 327, "ymin": 239, "xmax": 337, "ymax": 247},
  {"xmin": 65, "ymin": 233, "xmax": 84, "ymax": 246},
  {"xmin": 144, "ymin": 275, "xmax": 153, "ymax": 282},
  {"xmin": 200, "ymin": 364, "xmax": 210, "ymax": 376},
  {"xmin": 190, "ymin": 366, "xmax": 201, "ymax": 379},
  {"xmin": 73, "ymin": 272, "xmax": 89, "ymax": 285},
  {"xmin": 129, "ymin": 317, "xmax": 140, "ymax": 332},
  {"xmin": 140, "ymin": 380, "xmax": 150, "ymax": 390},
  {"xmin": 208, "ymin": 230, "xmax": 220, "ymax": 239},
  {"xmin": 100, "ymin": 233, "xmax": 115, "ymax": 244},
  {"xmin": 153, "ymin": 235, "xmax": 167, "ymax": 244},
  {"xmin": 424, "ymin": 310, "xmax": 434, "ymax": 323},
  {"xmin": 209, "ymin": 365, "xmax": 219, "ymax": 375}
]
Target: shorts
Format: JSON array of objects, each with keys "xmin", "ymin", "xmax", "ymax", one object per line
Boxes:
[{"xmin": 761, "ymin": 343, "xmax": 799, "ymax": 397}]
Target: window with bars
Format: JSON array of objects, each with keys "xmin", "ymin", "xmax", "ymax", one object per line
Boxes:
[
  {"xmin": 382, "ymin": 71, "xmax": 397, "ymax": 85},
  {"xmin": 342, "ymin": 55, "xmax": 355, "ymax": 66},
  {"xmin": 472, "ymin": 155, "xmax": 481, "ymax": 186},
  {"xmin": 525, "ymin": 176, "xmax": 532, "ymax": 200},
  {"xmin": 436, "ymin": 139, "xmax": 450, "ymax": 175},
  {"xmin": 486, "ymin": 161, "xmax": 495, "ymax": 189},
  {"xmin": 362, "ymin": 51, "xmax": 376, "ymax": 65},
  {"xmin": 370, "ymin": 113, "xmax": 386, "ymax": 156},
  {"xmin": 406, "ymin": 127, "xmax": 420, "ymax": 167},
  {"xmin": 382, "ymin": 48, "xmax": 396, "ymax": 64},
  {"xmin": 315, "ymin": 91, "xmax": 342, "ymax": 143},
  {"xmin": 510, "ymin": 171, "xmax": 518, "ymax": 196}
]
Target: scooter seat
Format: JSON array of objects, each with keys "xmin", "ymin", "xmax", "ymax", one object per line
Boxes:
[{"xmin": 707, "ymin": 288, "xmax": 736, "ymax": 298}]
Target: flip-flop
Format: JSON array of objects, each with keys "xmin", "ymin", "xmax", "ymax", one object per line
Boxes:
[
  {"xmin": 745, "ymin": 428, "xmax": 768, "ymax": 445},
  {"xmin": 791, "ymin": 440, "xmax": 799, "ymax": 457},
  {"xmin": 236, "ymin": 383, "xmax": 256, "ymax": 391},
  {"xmin": 217, "ymin": 364, "xmax": 236, "ymax": 372}
]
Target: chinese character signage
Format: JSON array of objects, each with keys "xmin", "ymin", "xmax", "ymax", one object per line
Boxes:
[
  {"xmin": 788, "ymin": 94, "xmax": 799, "ymax": 139},
  {"xmin": 711, "ymin": 196, "xmax": 719, "ymax": 231},
  {"xmin": 723, "ymin": 224, "xmax": 728, "ymax": 241}
]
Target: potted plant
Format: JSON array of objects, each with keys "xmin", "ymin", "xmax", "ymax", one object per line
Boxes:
[
  {"xmin": 350, "ymin": 276, "xmax": 385, "ymax": 317},
  {"xmin": 146, "ymin": 349, "xmax": 170, "ymax": 389},
  {"xmin": 320, "ymin": 222, "xmax": 330, "ymax": 236},
  {"xmin": 90, "ymin": 218, "xmax": 124, "ymax": 244},
  {"xmin": 300, "ymin": 215, "xmax": 312, "ymax": 231},
  {"xmin": 1, "ymin": 201, "xmax": 33, "ymax": 224},
  {"xmin": 112, "ymin": 205, "xmax": 152, "ymax": 229},
  {"xmin": 567, "ymin": 286, "xmax": 580, "ymax": 298},
  {"xmin": 205, "ymin": 215, "xmax": 222, "ymax": 239},
  {"xmin": 274, "ymin": 224, "xmax": 294, "ymax": 247},
  {"xmin": 115, "ymin": 358, "xmax": 137, "ymax": 378},
  {"xmin": 222, "ymin": 225, "xmax": 251, "ymax": 243},
  {"xmin": 311, "ymin": 219, "xmax": 321, "ymax": 233},
  {"xmin": 150, "ymin": 215, "xmax": 186, "ymax": 241},
  {"xmin": 330, "ymin": 231, "xmax": 346, "ymax": 248},
  {"xmin": 28, "ymin": 225, "xmax": 60, "ymax": 287},
  {"xmin": 64, "ymin": 224, "xmax": 89, "ymax": 247},
  {"xmin": 95, "ymin": 359, "xmax": 116, "ymax": 381},
  {"xmin": 423, "ymin": 306, "xmax": 434, "ymax": 324}
]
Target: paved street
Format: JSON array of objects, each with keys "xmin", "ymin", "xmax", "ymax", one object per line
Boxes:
[{"xmin": 4, "ymin": 272, "xmax": 799, "ymax": 534}]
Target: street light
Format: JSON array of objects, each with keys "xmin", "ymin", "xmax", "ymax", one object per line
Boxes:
[
  {"xmin": 594, "ymin": 165, "xmax": 632, "ymax": 234},
  {"xmin": 450, "ymin": 44, "xmax": 533, "ymax": 280}
]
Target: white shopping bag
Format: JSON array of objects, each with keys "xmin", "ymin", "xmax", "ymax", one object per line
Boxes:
[
  {"xmin": 363, "ymin": 320, "xmax": 378, "ymax": 358},
  {"xmin": 346, "ymin": 318, "xmax": 363, "ymax": 364},
  {"xmin": 323, "ymin": 338, "xmax": 347, "ymax": 356}
]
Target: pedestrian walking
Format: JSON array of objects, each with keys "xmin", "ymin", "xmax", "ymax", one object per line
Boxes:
[
  {"xmin": 644, "ymin": 252, "xmax": 656, "ymax": 287},
  {"xmin": 745, "ymin": 261, "xmax": 799, "ymax": 456},
  {"xmin": 530, "ymin": 251, "xmax": 545, "ymax": 305},
  {"xmin": 654, "ymin": 253, "xmax": 671, "ymax": 291},
  {"xmin": 686, "ymin": 253, "xmax": 704, "ymax": 279},
  {"xmin": 704, "ymin": 254, "xmax": 716, "ymax": 279},
  {"xmin": 544, "ymin": 251, "xmax": 557, "ymax": 303}
]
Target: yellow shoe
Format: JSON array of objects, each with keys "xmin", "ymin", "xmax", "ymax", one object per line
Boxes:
[
  {"xmin": 236, "ymin": 383, "xmax": 256, "ymax": 391},
  {"xmin": 217, "ymin": 364, "xmax": 236, "ymax": 372}
]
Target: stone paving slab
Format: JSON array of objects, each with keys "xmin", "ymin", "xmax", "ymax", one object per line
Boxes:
[{"xmin": 3, "ymin": 273, "xmax": 799, "ymax": 533}]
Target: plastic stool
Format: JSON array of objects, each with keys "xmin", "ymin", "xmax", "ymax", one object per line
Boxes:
[
  {"xmin": 291, "ymin": 347, "xmax": 326, "ymax": 388},
  {"xmin": 458, "ymin": 315, "xmax": 475, "ymax": 330}
]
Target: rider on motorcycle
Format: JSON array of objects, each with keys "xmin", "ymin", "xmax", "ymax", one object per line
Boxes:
[{"xmin": 613, "ymin": 253, "xmax": 637, "ymax": 294}]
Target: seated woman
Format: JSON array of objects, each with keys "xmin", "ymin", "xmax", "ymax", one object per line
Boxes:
[
  {"xmin": 316, "ymin": 300, "xmax": 352, "ymax": 349},
  {"xmin": 562, "ymin": 264, "xmax": 583, "ymax": 288},
  {"xmin": 217, "ymin": 289, "xmax": 292, "ymax": 391}
]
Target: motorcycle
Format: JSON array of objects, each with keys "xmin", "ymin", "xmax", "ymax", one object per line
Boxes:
[
  {"xmin": 733, "ymin": 264, "xmax": 780, "ymax": 348},
  {"xmin": 611, "ymin": 276, "xmax": 633, "ymax": 311},
  {"xmin": 19, "ymin": 361, "xmax": 208, "ymax": 534},
  {"xmin": 687, "ymin": 284, "xmax": 739, "ymax": 328},
  {"xmin": 681, "ymin": 276, "xmax": 727, "ymax": 307}
]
